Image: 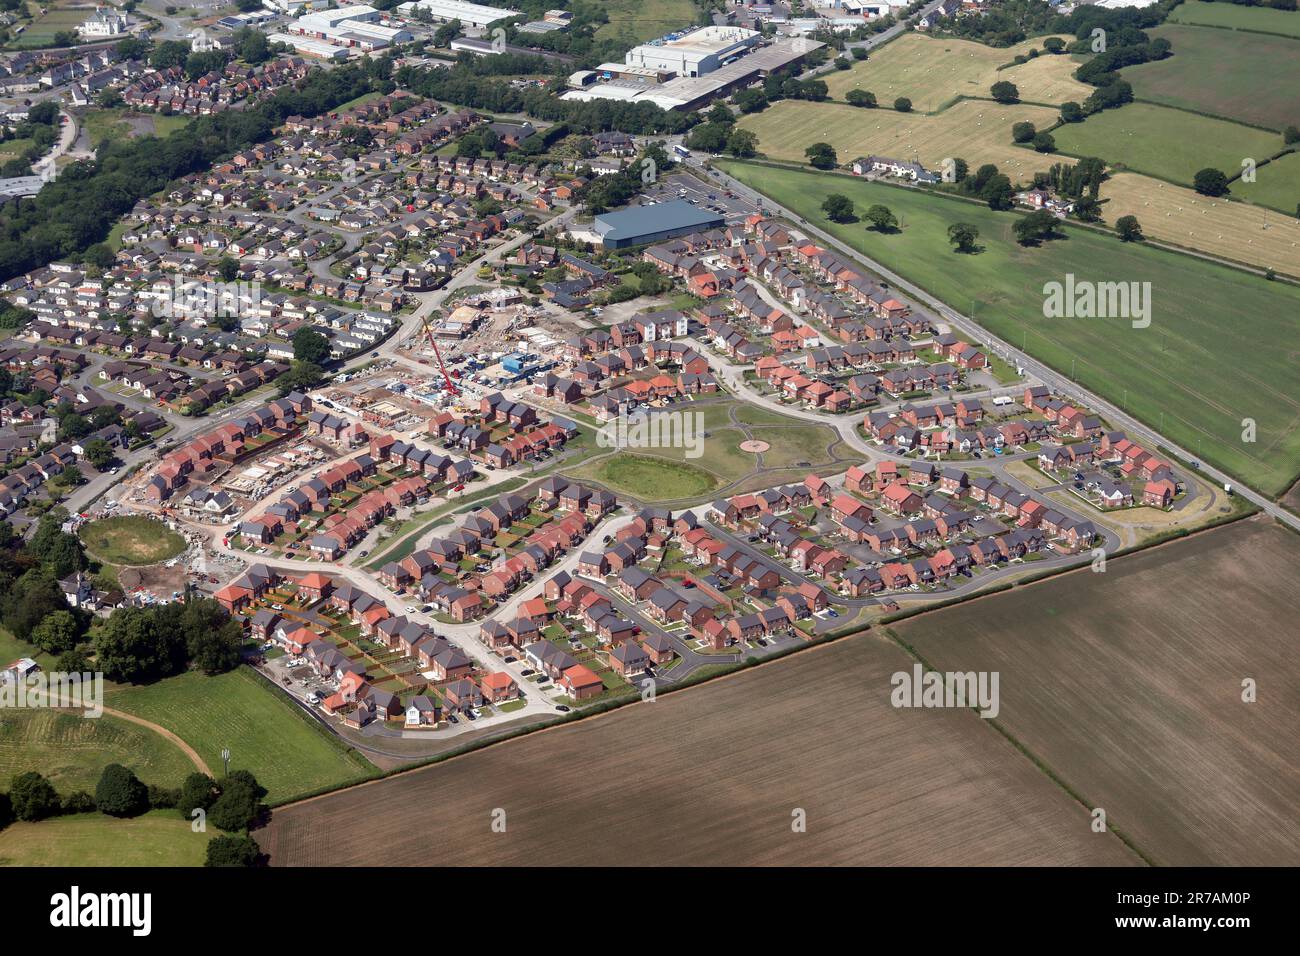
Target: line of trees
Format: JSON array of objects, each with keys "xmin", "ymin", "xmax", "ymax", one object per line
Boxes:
[{"xmin": 0, "ymin": 766, "xmax": 265, "ymax": 866}]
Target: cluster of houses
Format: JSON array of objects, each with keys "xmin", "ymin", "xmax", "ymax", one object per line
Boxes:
[
  {"xmin": 121, "ymin": 57, "xmax": 312, "ymax": 115},
  {"xmin": 225, "ymin": 567, "xmax": 517, "ymax": 728},
  {"xmin": 378, "ymin": 478, "xmax": 616, "ymax": 611},
  {"xmin": 532, "ymin": 319, "xmax": 721, "ymax": 418},
  {"xmin": 699, "ymin": 461, "xmax": 1098, "ymax": 597},
  {"xmin": 240, "ymin": 427, "xmax": 480, "ymax": 559},
  {"xmin": 145, "ymin": 392, "xmax": 312, "ymax": 502}
]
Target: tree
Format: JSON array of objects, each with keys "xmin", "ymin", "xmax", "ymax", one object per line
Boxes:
[
  {"xmin": 208, "ymin": 771, "xmax": 266, "ymax": 832},
  {"xmin": 893, "ymin": 97, "xmax": 912, "ymax": 112},
  {"xmin": 9, "ymin": 772, "xmax": 60, "ymax": 822},
  {"xmin": 725, "ymin": 128, "xmax": 758, "ymax": 158},
  {"xmin": 95, "ymin": 764, "xmax": 149, "ymax": 818},
  {"xmin": 206, "ymin": 834, "xmax": 260, "ymax": 867},
  {"xmin": 216, "ymin": 256, "xmax": 240, "ymax": 282},
  {"xmin": 292, "ymin": 326, "xmax": 331, "ymax": 365},
  {"xmin": 805, "ymin": 142, "xmax": 837, "ymax": 169},
  {"xmin": 686, "ymin": 122, "xmax": 728, "ymax": 153},
  {"xmin": 83, "ymin": 244, "xmax": 115, "ymax": 270},
  {"xmin": 990, "ymin": 81, "xmax": 1019, "ymax": 104},
  {"xmin": 1060, "ymin": 101, "xmax": 1084, "ymax": 123},
  {"xmin": 1072, "ymin": 195, "xmax": 1102, "ymax": 222},
  {"xmin": 1014, "ymin": 209, "xmax": 1060, "ymax": 245},
  {"xmin": 734, "ymin": 88, "xmax": 768, "ymax": 114},
  {"xmin": 821, "ymin": 194, "xmax": 856, "ymax": 223},
  {"xmin": 93, "ymin": 606, "xmax": 187, "ymax": 683},
  {"xmin": 845, "ymin": 89, "xmax": 877, "ymax": 108},
  {"xmin": 1043, "ymin": 37, "xmax": 1065, "ymax": 54},
  {"xmin": 1031, "ymin": 131, "xmax": 1056, "ymax": 153},
  {"xmin": 1116, "ymin": 215, "xmax": 1144, "ymax": 242},
  {"xmin": 30, "ymin": 609, "xmax": 81, "ymax": 656},
  {"xmin": 980, "ymin": 173, "xmax": 1014, "ymax": 210},
  {"xmin": 0, "ymin": 569, "xmax": 68, "ymax": 641},
  {"xmin": 177, "ymin": 773, "xmax": 218, "ymax": 822},
  {"xmin": 276, "ymin": 361, "xmax": 325, "ymax": 396},
  {"xmin": 1286, "ymin": 126, "xmax": 1300, "ymax": 146},
  {"xmin": 1011, "ymin": 121, "xmax": 1036, "ymax": 144},
  {"xmin": 1193, "ymin": 167, "xmax": 1229, "ymax": 197},
  {"xmin": 947, "ymin": 222, "xmax": 980, "ymax": 253},
  {"xmin": 864, "ymin": 204, "xmax": 898, "ymax": 232},
  {"xmin": 83, "ymin": 438, "xmax": 114, "ymax": 472}
]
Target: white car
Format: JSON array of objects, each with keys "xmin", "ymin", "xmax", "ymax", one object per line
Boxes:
[{"xmin": 405, "ymin": 605, "xmax": 417, "ymax": 614}]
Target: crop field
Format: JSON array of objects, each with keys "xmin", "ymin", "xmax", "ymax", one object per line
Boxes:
[
  {"xmin": 259, "ymin": 633, "xmax": 1139, "ymax": 866},
  {"xmin": 105, "ymin": 667, "xmax": 376, "ymax": 804},
  {"xmin": 0, "ymin": 810, "xmax": 213, "ymax": 866},
  {"xmin": 822, "ymin": 34, "xmax": 1087, "ymax": 109},
  {"xmin": 715, "ymin": 160, "xmax": 1300, "ymax": 494},
  {"xmin": 1122, "ymin": 24, "xmax": 1300, "ymax": 131},
  {"xmin": 1169, "ymin": 0, "xmax": 1300, "ymax": 39},
  {"xmin": 0, "ymin": 709, "xmax": 197, "ymax": 795},
  {"xmin": 1051, "ymin": 102, "xmax": 1284, "ymax": 187},
  {"xmin": 79, "ymin": 515, "xmax": 186, "ymax": 566},
  {"xmin": 739, "ymin": 99, "xmax": 1067, "ymax": 182},
  {"xmin": 6, "ymin": 8, "xmax": 86, "ymax": 49},
  {"xmin": 1100, "ymin": 170, "xmax": 1300, "ymax": 274},
  {"xmin": 894, "ymin": 518, "xmax": 1300, "ymax": 866}
]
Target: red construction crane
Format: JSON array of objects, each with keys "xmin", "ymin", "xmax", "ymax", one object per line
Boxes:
[{"xmin": 417, "ymin": 312, "xmax": 458, "ymax": 395}]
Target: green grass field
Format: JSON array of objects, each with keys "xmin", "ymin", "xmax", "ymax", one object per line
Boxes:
[
  {"xmin": 582, "ymin": 454, "xmax": 721, "ymax": 500},
  {"xmin": 716, "ymin": 160, "xmax": 1300, "ymax": 496},
  {"xmin": 79, "ymin": 515, "xmax": 186, "ymax": 566},
  {"xmin": 1121, "ymin": 23, "xmax": 1300, "ymax": 131},
  {"xmin": 1169, "ymin": 0, "xmax": 1300, "ymax": 39},
  {"xmin": 0, "ymin": 810, "xmax": 213, "ymax": 867},
  {"xmin": 105, "ymin": 668, "xmax": 376, "ymax": 804},
  {"xmin": 1233, "ymin": 150, "xmax": 1300, "ymax": 214},
  {"xmin": 0, "ymin": 709, "xmax": 197, "ymax": 795},
  {"xmin": 1052, "ymin": 102, "xmax": 1285, "ymax": 187},
  {"xmin": 593, "ymin": 0, "xmax": 699, "ymax": 45}
]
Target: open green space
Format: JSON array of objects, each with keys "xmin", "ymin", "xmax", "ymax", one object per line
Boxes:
[
  {"xmin": 0, "ymin": 709, "xmax": 196, "ymax": 796},
  {"xmin": 79, "ymin": 515, "xmax": 186, "ymax": 566},
  {"xmin": 1121, "ymin": 23, "xmax": 1300, "ymax": 131},
  {"xmin": 1233, "ymin": 150, "xmax": 1300, "ymax": 214},
  {"xmin": 1052, "ymin": 102, "xmax": 1285, "ymax": 187},
  {"xmin": 105, "ymin": 667, "xmax": 376, "ymax": 804},
  {"xmin": 593, "ymin": 0, "xmax": 699, "ymax": 45},
  {"xmin": 1169, "ymin": 1, "xmax": 1300, "ymax": 39},
  {"xmin": 578, "ymin": 454, "xmax": 720, "ymax": 501},
  {"xmin": 717, "ymin": 159, "xmax": 1300, "ymax": 495},
  {"xmin": 0, "ymin": 810, "xmax": 213, "ymax": 866}
]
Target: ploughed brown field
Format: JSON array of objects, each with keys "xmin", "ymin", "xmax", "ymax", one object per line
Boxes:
[
  {"xmin": 894, "ymin": 517, "xmax": 1300, "ymax": 867},
  {"xmin": 260, "ymin": 634, "xmax": 1136, "ymax": 866}
]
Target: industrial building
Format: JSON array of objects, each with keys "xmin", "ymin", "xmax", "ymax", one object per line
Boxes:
[
  {"xmin": 562, "ymin": 36, "xmax": 824, "ymax": 111},
  {"xmin": 394, "ymin": 0, "xmax": 521, "ymax": 28},
  {"xmin": 624, "ymin": 25, "xmax": 761, "ymax": 77},
  {"xmin": 267, "ymin": 32, "xmax": 352, "ymax": 59},
  {"xmin": 593, "ymin": 200, "xmax": 725, "ymax": 250}
]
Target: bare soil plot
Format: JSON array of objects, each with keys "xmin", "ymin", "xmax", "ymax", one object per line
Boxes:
[
  {"xmin": 739, "ymin": 98, "xmax": 1066, "ymax": 181},
  {"xmin": 894, "ymin": 517, "xmax": 1300, "ymax": 866},
  {"xmin": 823, "ymin": 34, "xmax": 1083, "ymax": 109},
  {"xmin": 1101, "ymin": 171, "xmax": 1300, "ymax": 278},
  {"xmin": 260, "ymin": 634, "xmax": 1138, "ymax": 866}
]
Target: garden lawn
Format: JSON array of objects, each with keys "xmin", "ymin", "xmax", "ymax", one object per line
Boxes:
[
  {"xmin": 105, "ymin": 667, "xmax": 376, "ymax": 804},
  {"xmin": 717, "ymin": 159, "xmax": 1300, "ymax": 496}
]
